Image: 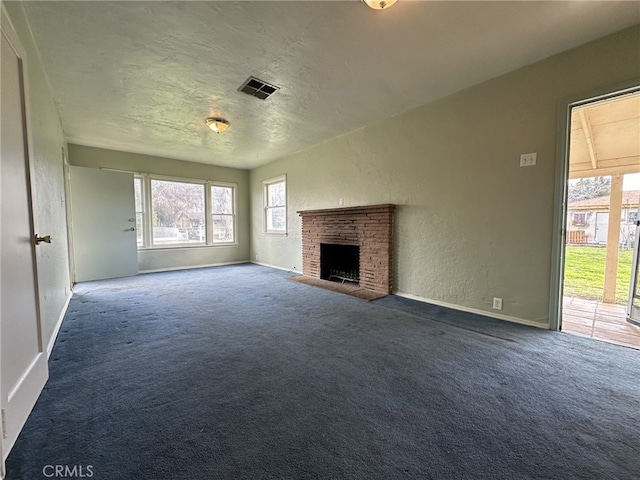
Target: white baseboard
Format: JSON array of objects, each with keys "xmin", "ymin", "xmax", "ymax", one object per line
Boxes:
[
  {"xmin": 139, "ymin": 260, "xmax": 249, "ymax": 274},
  {"xmin": 47, "ymin": 289, "xmax": 73, "ymax": 358},
  {"xmin": 393, "ymin": 291, "xmax": 549, "ymax": 329},
  {"xmin": 251, "ymin": 261, "xmax": 301, "ymax": 274}
]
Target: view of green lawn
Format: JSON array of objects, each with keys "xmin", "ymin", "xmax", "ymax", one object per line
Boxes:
[{"xmin": 564, "ymin": 245, "xmax": 633, "ymax": 304}]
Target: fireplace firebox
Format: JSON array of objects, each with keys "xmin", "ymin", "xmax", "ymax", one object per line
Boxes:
[{"xmin": 321, "ymin": 244, "xmax": 360, "ymax": 284}]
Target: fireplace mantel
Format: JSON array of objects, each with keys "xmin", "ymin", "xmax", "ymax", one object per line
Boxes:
[
  {"xmin": 297, "ymin": 204, "xmax": 396, "ymax": 217},
  {"xmin": 298, "ymin": 204, "xmax": 395, "ymax": 293}
]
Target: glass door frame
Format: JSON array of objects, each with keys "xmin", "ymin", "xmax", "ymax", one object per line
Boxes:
[{"xmin": 549, "ymin": 80, "xmax": 640, "ymax": 331}]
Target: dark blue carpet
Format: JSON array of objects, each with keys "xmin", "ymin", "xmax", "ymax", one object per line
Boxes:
[{"xmin": 6, "ymin": 264, "xmax": 640, "ymax": 479}]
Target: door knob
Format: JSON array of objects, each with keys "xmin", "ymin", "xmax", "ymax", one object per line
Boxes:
[{"xmin": 35, "ymin": 235, "xmax": 52, "ymax": 245}]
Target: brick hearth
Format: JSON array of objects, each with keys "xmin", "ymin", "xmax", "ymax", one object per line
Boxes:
[{"xmin": 297, "ymin": 204, "xmax": 395, "ymax": 293}]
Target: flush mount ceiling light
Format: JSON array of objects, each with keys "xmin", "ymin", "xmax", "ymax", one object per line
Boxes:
[
  {"xmin": 205, "ymin": 117, "xmax": 230, "ymax": 134},
  {"xmin": 362, "ymin": 0, "xmax": 397, "ymax": 9}
]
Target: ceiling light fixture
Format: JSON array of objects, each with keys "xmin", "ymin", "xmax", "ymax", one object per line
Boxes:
[
  {"xmin": 362, "ymin": 0, "xmax": 397, "ymax": 10},
  {"xmin": 205, "ymin": 117, "xmax": 230, "ymax": 134}
]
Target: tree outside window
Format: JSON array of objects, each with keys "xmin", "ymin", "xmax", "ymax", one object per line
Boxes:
[
  {"xmin": 151, "ymin": 179, "xmax": 205, "ymax": 245},
  {"xmin": 134, "ymin": 176, "xmax": 237, "ymax": 248}
]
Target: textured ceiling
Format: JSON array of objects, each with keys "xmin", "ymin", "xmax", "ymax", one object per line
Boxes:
[{"xmin": 18, "ymin": 1, "xmax": 640, "ymax": 169}]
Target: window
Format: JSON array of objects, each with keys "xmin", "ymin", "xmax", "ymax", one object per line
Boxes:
[
  {"xmin": 151, "ymin": 179, "xmax": 205, "ymax": 245},
  {"xmin": 211, "ymin": 185, "xmax": 235, "ymax": 243},
  {"xmin": 264, "ymin": 176, "xmax": 286, "ymax": 234},
  {"xmin": 572, "ymin": 212, "xmax": 586, "ymax": 226},
  {"xmin": 629, "ymin": 210, "xmax": 638, "ymax": 225},
  {"xmin": 135, "ymin": 175, "xmax": 237, "ymax": 248},
  {"xmin": 134, "ymin": 177, "xmax": 145, "ymax": 247}
]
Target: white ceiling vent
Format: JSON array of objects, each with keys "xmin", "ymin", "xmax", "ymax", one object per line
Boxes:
[{"xmin": 238, "ymin": 76, "xmax": 279, "ymax": 100}]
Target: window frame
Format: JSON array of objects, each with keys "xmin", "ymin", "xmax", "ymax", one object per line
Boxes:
[
  {"xmin": 135, "ymin": 174, "xmax": 238, "ymax": 249},
  {"xmin": 571, "ymin": 212, "xmax": 587, "ymax": 226},
  {"xmin": 263, "ymin": 175, "xmax": 287, "ymax": 235},
  {"xmin": 133, "ymin": 176, "xmax": 147, "ymax": 248},
  {"xmin": 150, "ymin": 176, "xmax": 206, "ymax": 247},
  {"xmin": 210, "ymin": 182, "xmax": 237, "ymax": 244}
]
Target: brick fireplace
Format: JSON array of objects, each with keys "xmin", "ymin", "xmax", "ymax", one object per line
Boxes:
[{"xmin": 297, "ymin": 204, "xmax": 395, "ymax": 293}]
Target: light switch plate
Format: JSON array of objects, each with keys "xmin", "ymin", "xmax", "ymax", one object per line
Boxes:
[{"xmin": 520, "ymin": 152, "xmax": 537, "ymax": 167}]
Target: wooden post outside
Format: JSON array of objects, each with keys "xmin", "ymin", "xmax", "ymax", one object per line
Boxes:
[{"xmin": 603, "ymin": 174, "xmax": 624, "ymax": 303}]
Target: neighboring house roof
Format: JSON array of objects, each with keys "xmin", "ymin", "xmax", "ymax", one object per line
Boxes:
[{"xmin": 568, "ymin": 190, "xmax": 640, "ymax": 210}]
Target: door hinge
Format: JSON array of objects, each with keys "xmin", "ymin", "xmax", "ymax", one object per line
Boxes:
[{"xmin": 1, "ymin": 409, "xmax": 6, "ymax": 438}]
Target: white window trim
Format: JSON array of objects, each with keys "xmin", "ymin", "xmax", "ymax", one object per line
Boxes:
[
  {"xmin": 135, "ymin": 174, "xmax": 238, "ymax": 249},
  {"xmin": 210, "ymin": 181, "xmax": 238, "ymax": 244},
  {"xmin": 134, "ymin": 175, "xmax": 151, "ymax": 248},
  {"xmin": 263, "ymin": 174, "xmax": 287, "ymax": 235}
]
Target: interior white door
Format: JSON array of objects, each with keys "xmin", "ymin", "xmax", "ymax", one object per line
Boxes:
[
  {"xmin": 1, "ymin": 12, "xmax": 49, "ymax": 466},
  {"xmin": 69, "ymin": 166, "xmax": 138, "ymax": 282}
]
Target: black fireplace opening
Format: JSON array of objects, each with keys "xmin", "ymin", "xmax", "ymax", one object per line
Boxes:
[{"xmin": 320, "ymin": 244, "xmax": 360, "ymax": 284}]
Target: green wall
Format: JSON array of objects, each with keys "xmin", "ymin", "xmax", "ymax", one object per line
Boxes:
[
  {"xmin": 68, "ymin": 145, "xmax": 250, "ymax": 272},
  {"xmin": 4, "ymin": 3, "xmax": 72, "ymax": 353},
  {"xmin": 7, "ymin": 0, "xmax": 639, "ymax": 332},
  {"xmin": 250, "ymin": 26, "xmax": 640, "ymax": 327}
]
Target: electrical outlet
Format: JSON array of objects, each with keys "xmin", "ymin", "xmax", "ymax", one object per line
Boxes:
[
  {"xmin": 492, "ymin": 297, "xmax": 503, "ymax": 310},
  {"xmin": 339, "ymin": 198, "xmax": 344, "ymax": 206},
  {"xmin": 520, "ymin": 152, "xmax": 537, "ymax": 167}
]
